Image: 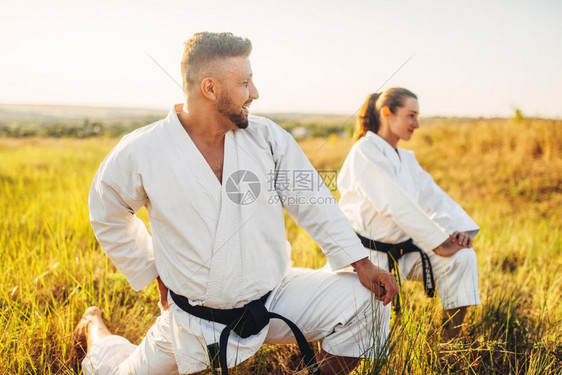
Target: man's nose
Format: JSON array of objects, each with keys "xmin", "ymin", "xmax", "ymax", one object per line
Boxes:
[{"xmin": 250, "ymin": 82, "xmax": 259, "ymax": 100}]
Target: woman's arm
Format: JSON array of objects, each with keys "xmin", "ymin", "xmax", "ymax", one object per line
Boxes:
[
  {"xmin": 411, "ymin": 154, "xmax": 480, "ymax": 238},
  {"xmin": 350, "ymin": 145, "xmax": 450, "ymax": 253}
]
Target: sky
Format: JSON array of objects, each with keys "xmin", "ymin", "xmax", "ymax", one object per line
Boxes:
[{"xmin": 0, "ymin": 0, "xmax": 561, "ymax": 118}]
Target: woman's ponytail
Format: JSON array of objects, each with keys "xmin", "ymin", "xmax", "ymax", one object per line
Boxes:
[{"xmin": 352, "ymin": 93, "xmax": 381, "ymax": 142}]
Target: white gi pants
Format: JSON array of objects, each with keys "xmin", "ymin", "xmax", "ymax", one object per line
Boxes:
[
  {"xmin": 369, "ymin": 247, "xmax": 480, "ymax": 310},
  {"xmin": 82, "ymin": 268, "xmax": 390, "ymax": 375}
]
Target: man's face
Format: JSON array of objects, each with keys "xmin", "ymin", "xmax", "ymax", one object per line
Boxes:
[{"xmin": 216, "ymin": 56, "xmax": 259, "ymax": 129}]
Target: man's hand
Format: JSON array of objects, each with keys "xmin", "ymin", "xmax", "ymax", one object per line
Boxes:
[
  {"xmin": 434, "ymin": 231, "xmax": 472, "ymax": 257},
  {"xmin": 351, "ymin": 257, "xmax": 398, "ymax": 306},
  {"xmin": 157, "ymin": 276, "xmax": 169, "ymax": 311}
]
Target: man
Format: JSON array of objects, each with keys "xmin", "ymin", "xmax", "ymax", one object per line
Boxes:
[{"xmin": 75, "ymin": 32, "xmax": 398, "ymax": 375}]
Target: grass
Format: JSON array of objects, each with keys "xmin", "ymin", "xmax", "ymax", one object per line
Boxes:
[{"xmin": 0, "ymin": 118, "xmax": 561, "ymax": 374}]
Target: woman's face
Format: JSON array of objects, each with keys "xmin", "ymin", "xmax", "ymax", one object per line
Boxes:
[{"xmin": 386, "ymin": 97, "xmax": 420, "ymax": 142}]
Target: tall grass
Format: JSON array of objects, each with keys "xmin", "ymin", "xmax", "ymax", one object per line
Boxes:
[{"xmin": 0, "ymin": 118, "xmax": 560, "ymax": 374}]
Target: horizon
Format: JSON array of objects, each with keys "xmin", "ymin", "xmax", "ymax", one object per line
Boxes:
[{"xmin": 3, "ymin": 101, "xmax": 556, "ymax": 120}]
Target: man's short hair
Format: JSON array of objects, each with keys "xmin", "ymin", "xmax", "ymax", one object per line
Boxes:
[{"xmin": 181, "ymin": 32, "xmax": 253, "ymax": 94}]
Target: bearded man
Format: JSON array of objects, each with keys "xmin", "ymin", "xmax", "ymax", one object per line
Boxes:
[{"xmin": 75, "ymin": 32, "xmax": 398, "ymax": 375}]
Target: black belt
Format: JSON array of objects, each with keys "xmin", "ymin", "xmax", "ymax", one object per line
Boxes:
[
  {"xmin": 357, "ymin": 234, "xmax": 436, "ymax": 313},
  {"xmin": 169, "ymin": 290, "xmax": 321, "ymax": 375}
]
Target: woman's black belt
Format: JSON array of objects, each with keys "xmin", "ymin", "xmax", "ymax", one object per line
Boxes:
[
  {"xmin": 356, "ymin": 233, "xmax": 436, "ymax": 313},
  {"xmin": 169, "ymin": 290, "xmax": 321, "ymax": 375}
]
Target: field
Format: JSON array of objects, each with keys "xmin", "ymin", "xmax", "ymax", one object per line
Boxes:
[{"xmin": 1, "ymin": 118, "xmax": 561, "ymax": 374}]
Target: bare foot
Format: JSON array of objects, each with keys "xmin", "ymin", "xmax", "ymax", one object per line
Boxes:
[
  {"xmin": 442, "ymin": 306, "xmax": 468, "ymax": 341},
  {"xmin": 73, "ymin": 306, "xmax": 111, "ymax": 362},
  {"xmin": 317, "ymin": 350, "xmax": 359, "ymax": 375}
]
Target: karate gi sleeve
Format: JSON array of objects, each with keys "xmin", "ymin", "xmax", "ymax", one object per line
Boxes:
[
  {"xmin": 89, "ymin": 140, "xmax": 158, "ymax": 291},
  {"xmin": 412, "ymin": 156, "xmax": 480, "ymax": 238},
  {"xmin": 351, "ymin": 145, "xmax": 450, "ymax": 253},
  {"xmin": 268, "ymin": 126, "xmax": 368, "ymax": 270}
]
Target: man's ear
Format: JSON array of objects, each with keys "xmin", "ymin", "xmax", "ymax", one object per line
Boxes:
[{"xmin": 200, "ymin": 78, "xmax": 218, "ymax": 101}]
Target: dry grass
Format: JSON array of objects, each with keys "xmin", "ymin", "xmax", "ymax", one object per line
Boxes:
[{"xmin": 0, "ymin": 118, "xmax": 560, "ymax": 374}]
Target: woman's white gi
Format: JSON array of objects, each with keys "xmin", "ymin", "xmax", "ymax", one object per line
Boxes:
[{"xmin": 338, "ymin": 131, "xmax": 480, "ymax": 311}]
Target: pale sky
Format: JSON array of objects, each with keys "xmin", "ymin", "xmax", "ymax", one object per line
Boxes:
[{"xmin": 0, "ymin": 0, "xmax": 560, "ymax": 117}]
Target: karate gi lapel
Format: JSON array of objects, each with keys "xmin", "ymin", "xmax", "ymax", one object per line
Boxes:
[
  {"xmin": 395, "ymin": 148, "xmax": 419, "ymax": 199},
  {"xmin": 204, "ymin": 132, "xmax": 243, "ymax": 308},
  {"xmin": 366, "ymin": 132, "xmax": 401, "ymax": 174},
  {"xmin": 366, "ymin": 131, "xmax": 418, "ymax": 200},
  {"xmin": 167, "ymin": 106, "xmax": 222, "ymax": 211}
]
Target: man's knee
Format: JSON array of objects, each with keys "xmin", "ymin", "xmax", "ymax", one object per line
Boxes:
[
  {"xmin": 334, "ymin": 273, "xmax": 390, "ymax": 326},
  {"xmin": 321, "ymin": 275, "xmax": 391, "ymax": 359}
]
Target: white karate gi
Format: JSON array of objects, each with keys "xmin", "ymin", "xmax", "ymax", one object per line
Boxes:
[
  {"xmin": 338, "ymin": 131, "xmax": 480, "ymax": 310},
  {"xmin": 84, "ymin": 105, "xmax": 390, "ymax": 374}
]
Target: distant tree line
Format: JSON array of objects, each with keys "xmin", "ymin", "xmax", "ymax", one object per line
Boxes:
[
  {"xmin": 0, "ymin": 118, "xmax": 352, "ymax": 139},
  {"xmin": 0, "ymin": 118, "xmax": 160, "ymax": 138},
  {"xmin": 278, "ymin": 121, "xmax": 352, "ymax": 139},
  {"xmin": 0, "ymin": 109, "xmax": 541, "ymax": 139}
]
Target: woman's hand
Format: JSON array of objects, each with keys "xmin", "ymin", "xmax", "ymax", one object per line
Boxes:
[
  {"xmin": 352, "ymin": 257, "xmax": 399, "ymax": 306},
  {"xmin": 434, "ymin": 231, "xmax": 472, "ymax": 257},
  {"xmin": 157, "ymin": 276, "xmax": 169, "ymax": 311},
  {"xmin": 452, "ymin": 231, "xmax": 472, "ymax": 248}
]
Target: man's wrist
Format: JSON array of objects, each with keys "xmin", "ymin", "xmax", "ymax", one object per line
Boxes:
[{"xmin": 351, "ymin": 257, "xmax": 370, "ymax": 272}]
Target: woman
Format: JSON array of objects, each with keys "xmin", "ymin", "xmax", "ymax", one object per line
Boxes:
[{"xmin": 338, "ymin": 88, "xmax": 480, "ymax": 339}]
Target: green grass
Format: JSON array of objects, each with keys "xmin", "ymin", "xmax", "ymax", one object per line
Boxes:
[{"xmin": 0, "ymin": 118, "xmax": 561, "ymax": 374}]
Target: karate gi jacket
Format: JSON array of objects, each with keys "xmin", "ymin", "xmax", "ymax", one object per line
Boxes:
[
  {"xmin": 89, "ymin": 104, "xmax": 368, "ymax": 371},
  {"xmin": 338, "ymin": 131, "xmax": 479, "ymax": 254}
]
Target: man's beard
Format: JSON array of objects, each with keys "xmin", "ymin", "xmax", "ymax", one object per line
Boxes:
[{"xmin": 217, "ymin": 93, "xmax": 249, "ymax": 129}]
